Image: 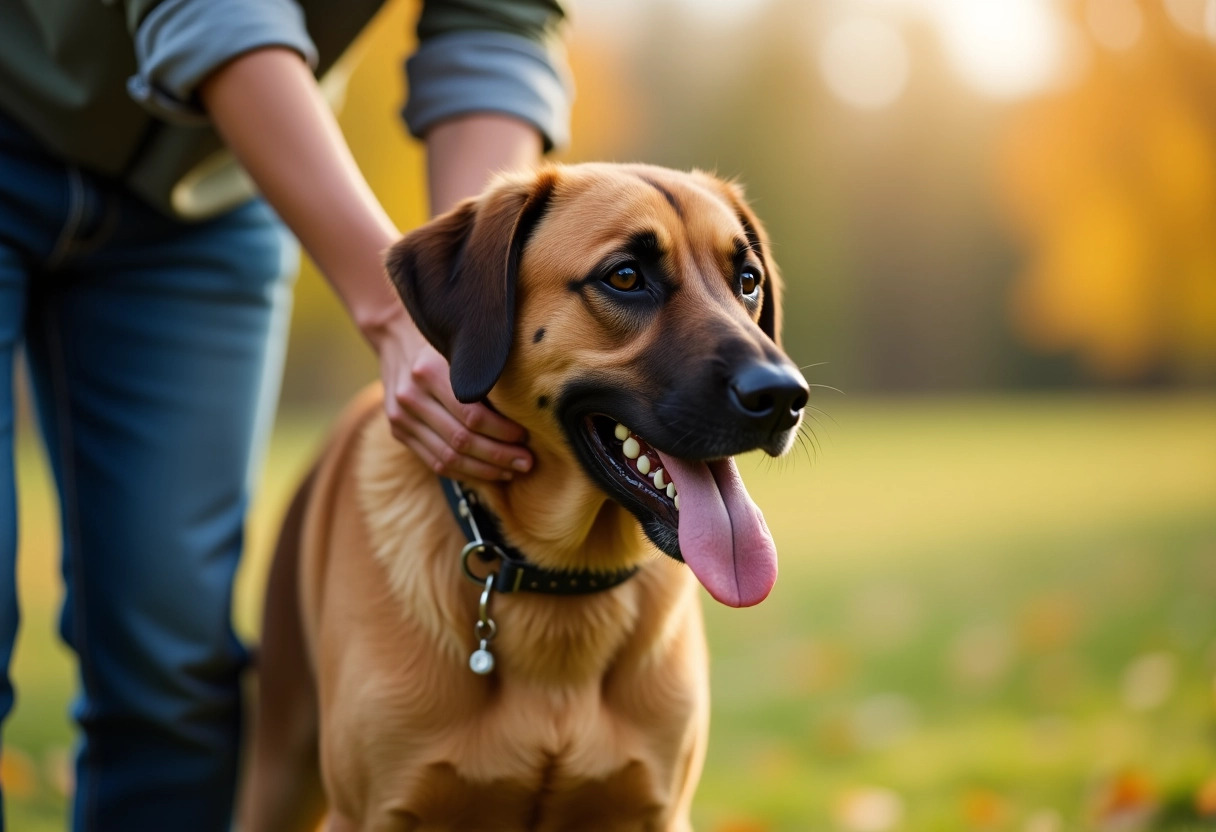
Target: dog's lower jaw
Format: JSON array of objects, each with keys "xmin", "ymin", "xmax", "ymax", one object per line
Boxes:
[
  {"xmin": 473, "ymin": 443, "xmax": 661, "ymax": 577},
  {"xmin": 642, "ymin": 520, "xmax": 681, "ymax": 561}
]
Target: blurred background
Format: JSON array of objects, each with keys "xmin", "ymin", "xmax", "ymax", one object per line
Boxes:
[{"xmin": 8, "ymin": 0, "xmax": 1216, "ymax": 830}]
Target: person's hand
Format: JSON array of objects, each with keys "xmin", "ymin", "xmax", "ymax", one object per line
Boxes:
[
  {"xmin": 199, "ymin": 50, "xmax": 540, "ymax": 482},
  {"xmin": 368, "ymin": 306, "xmax": 533, "ymax": 482}
]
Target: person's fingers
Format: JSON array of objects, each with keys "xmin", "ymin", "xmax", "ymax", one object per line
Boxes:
[
  {"xmin": 408, "ymin": 357, "xmax": 530, "ymax": 447},
  {"xmin": 397, "ymin": 390, "xmax": 531, "ymax": 473},
  {"xmin": 377, "ymin": 333, "xmax": 534, "ymax": 479},
  {"xmin": 403, "ymin": 424, "xmax": 515, "ymax": 482},
  {"xmin": 385, "ymin": 371, "xmax": 533, "ymax": 479},
  {"xmin": 455, "ymin": 400, "xmax": 529, "ymax": 446},
  {"xmin": 385, "ymin": 396, "xmax": 515, "ymax": 481}
]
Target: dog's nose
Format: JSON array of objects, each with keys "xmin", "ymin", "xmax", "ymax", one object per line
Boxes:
[{"xmin": 729, "ymin": 362, "xmax": 809, "ymax": 432}]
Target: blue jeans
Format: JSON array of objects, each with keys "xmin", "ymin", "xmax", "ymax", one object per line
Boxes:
[{"xmin": 0, "ymin": 111, "xmax": 295, "ymax": 829}]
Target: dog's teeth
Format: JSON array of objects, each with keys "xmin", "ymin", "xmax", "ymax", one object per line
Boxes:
[
  {"xmin": 667, "ymin": 483, "xmax": 676, "ymax": 498},
  {"xmin": 653, "ymin": 469, "xmax": 666, "ymax": 488},
  {"xmin": 674, "ymin": 494, "xmax": 680, "ymax": 510},
  {"xmin": 614, "ymin": 423, "xmax": 629, "ymax": 441},
  {"xmin": 637, "ymin": 455, "xmax": 651, "ymax": 475},
  {"xmin": 622, "ymin": 437, "xmax": 640, "ymax": 459}
]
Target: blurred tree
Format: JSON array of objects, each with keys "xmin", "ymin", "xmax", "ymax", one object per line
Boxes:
[
  {"xmin": 998, "ymin": 2, "xmax": 1216, "ymax": 384},
  {"xmin": 565, "ymin": 1, "xmax": 1038, "ymax": 393}
]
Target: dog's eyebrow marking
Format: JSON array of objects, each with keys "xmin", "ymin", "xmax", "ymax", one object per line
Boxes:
[
  {"xmin": 533, "ymin": 327, "xmax": 545, "ymax": 343},
  {"xmin": 736, "ymin": 212, "xmax": 767, "ymax": 267},
  {"xmin": 630, "ymin": 230, "xmax": 662, "ymax": 256},
  {"xmin": 566, "ymin": 230, "xmax": 668, "ymax": 294},
  {"xmin": 638, "ymin": 175, "xmax": 683, "ymax": 218},
  {"xmin": 537, "ymin": 395, "xmax": 549, "ymax": 409}
]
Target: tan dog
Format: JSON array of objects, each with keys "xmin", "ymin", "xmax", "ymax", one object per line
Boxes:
[{"xmin": 240, "ymin": 164, "xmax": 808, "ymax": 831}]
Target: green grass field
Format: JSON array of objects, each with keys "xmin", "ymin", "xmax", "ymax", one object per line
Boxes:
[{"xmin": 6, "ymin": 394, "xmax": 1216, "ymax": 831}]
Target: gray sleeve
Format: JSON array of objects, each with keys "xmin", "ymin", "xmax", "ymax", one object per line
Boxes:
[
  {"xmin": 126, "ymin": 0, "xmax": 319, "ymax": 125},
  {"xmin": 403, "ymin": 30, "xmax": 573, "ymax": 152}
]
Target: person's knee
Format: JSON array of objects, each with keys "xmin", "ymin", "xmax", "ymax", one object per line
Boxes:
[{"xmin": 66, "ymin": 517, "xmax": 249, "ymax": 740}]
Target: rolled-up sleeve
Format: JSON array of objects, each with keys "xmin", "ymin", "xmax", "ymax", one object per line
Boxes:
[
  {"xmin": 127, "ymin": 0, "xmax": 319, "ymax": 125},
  {"xmin": 404, "ymin": 0, "xmax": 572, "ymax": 152}
]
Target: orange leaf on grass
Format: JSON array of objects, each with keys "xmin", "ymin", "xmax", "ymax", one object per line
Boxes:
[
  {"xmin": 0, "ymin": 747, "xmax": 37, "ymax": 798},
  {"xmin": 1195, "ymin": 773, "xmax": 1216, "ymax": 817},
  {"xmin": 1089, "ymin": 769, "xmax": 1158, "ymax": 831},
  {"xmin": 713, "ymin": 819, "xmax": 771, "ymax": 832},
  {"xmin": 961, "ymin": 788, "xmax": 1010, "ymax": 829}
]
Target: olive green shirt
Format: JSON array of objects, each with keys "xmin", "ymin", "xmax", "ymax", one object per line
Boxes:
[{"xmin": 0, "ymin": 0, "xmax": 569, "ymax": 218}]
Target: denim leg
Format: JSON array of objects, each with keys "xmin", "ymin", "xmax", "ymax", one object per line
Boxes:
[{"xmin": 24, "ymin": 191, "xmax": 296, "ymax": 832}]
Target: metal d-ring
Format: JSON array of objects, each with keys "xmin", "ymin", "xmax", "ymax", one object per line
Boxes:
[
  {"xmin": 454, "ymin": 481, "xmax": 501, "ymax": 674},
  {"xmin": 468, "ymin": 573, "xmax": 498, "ymax": 675},
  {"xmin": 475, "ymin": 573, "xmax": 497, "ymax": 641},
  {"xmin": 460, "ymin": 540, "xmax": 504, "ymax": 585}
]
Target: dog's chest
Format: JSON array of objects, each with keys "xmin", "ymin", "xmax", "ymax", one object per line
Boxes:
[
  {"xmin": 368, "ymin": 686, "xmax": 673, "ymax": 829},
  {"xmin": 395, "ymin": 759, "xmax": 661, "ymax": 830}
]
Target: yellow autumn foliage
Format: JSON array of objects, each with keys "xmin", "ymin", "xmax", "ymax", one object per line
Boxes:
[{"xmin": 999, "ymin": 6, "xmax": 1216, "ymax": 382}]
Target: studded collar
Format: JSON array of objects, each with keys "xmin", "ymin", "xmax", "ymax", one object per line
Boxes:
[{"xmin": 439, "ymin": 478, "xmax": 639, "ymax": 595}]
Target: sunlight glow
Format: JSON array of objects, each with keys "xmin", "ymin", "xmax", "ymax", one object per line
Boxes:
[
  {"xmin": 1086, "ymin": 0, "xmax": 1143, "ymax": 51},
  {"xmin": 931, "ymin": 0, "xmax": 1072, "ymax": 99},
  {"xmin": 848, "ymin": 0, "xmax": 1080, "ymax": 99},
  {"xmin": 1164, "ymin": 0, "xmax": 1209, "ymax": 36},
  {"xmin": 819, "ymin": 17, "xmax": 910, "ymax": 110},
  {"xmin": 671, "ymin": 0, "xmax": 772, "ymax": 27}
]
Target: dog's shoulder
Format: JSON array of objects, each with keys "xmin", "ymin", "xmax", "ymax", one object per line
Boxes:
[
  {"xmin": 326, "ymin": 383, "xmax": 386, "ymax": 456},
  {"xmin": 302, "ymin": 383, "xmax": 440, "ymax": 566}
]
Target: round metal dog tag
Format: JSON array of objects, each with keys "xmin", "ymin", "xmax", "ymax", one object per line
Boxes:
[{"xmin": 469, "ymin": 647, "xmax": 495, "ymax": 675}]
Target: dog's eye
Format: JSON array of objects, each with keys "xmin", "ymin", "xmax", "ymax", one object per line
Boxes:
[
  {"xmin": 740, "ymin": 268, "xmax": 760, "ymax": 296},
  {"xmin": 607, "ymin": 265, "xmax": 642, "ymax": 292}
]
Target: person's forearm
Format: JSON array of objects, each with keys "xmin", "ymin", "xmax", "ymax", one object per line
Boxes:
[
  {"xmin": 201, "ymin": 48, "xmax": 545, "ymax": 336},
  {"xmin": 199, "ymin": 45, "xmax": 548, "ymax": 478},
  {"xmin": 199, "ymin": 47, "xmax": 403, "ymax": 340},
  {"xmin": 425, "ymin": 113, "xmax": 543, "ymax": 216}
]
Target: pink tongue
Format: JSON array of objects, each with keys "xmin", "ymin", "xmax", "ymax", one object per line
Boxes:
[{"xmin": 654, "ymin": 451, "xmax": 777, "ymax": 607}]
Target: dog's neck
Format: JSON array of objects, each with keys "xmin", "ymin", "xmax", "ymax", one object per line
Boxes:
[
  {"xmin": 356, "ymin": 415, "xmax": 652, "ymax": 583},
  {"xmin": 356, "ymin": 413, "xmax": 682, "ymax": 683},
  {"xmin": 468, "ymin": 437, "xmax": 655, "ymax": 576}
]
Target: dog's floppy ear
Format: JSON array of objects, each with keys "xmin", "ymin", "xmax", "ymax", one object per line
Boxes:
[
  {"xmin": 384, "ymin": 170, "xmax": 556, "ymax": 402},
  {"xmin": 704, "ymin": 177, "xmax": 783, "ymax": 346}
]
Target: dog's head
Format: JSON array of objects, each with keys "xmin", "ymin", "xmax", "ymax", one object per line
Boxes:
[{"xmin": 386, "ymin": 163, "xmax": 807, "ymax": 607}]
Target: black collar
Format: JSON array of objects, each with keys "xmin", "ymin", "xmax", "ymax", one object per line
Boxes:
[{"xmin": 439, "ymin": 478, "xmax": 638, "ymax": 595}]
